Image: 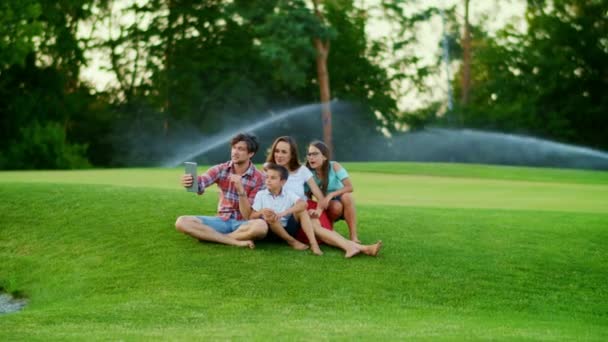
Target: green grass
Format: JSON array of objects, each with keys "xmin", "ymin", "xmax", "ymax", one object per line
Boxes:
[{"xmin": 1, "ymin": 162, "xmax": 607, "ymax": 340}]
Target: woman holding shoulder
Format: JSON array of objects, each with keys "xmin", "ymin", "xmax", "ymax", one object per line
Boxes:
[
  {"xmin": 267, "ymin": 136, "xmax": 381, "ymax": 258},
  {"xmin": 264, "ymin": 136, "xmax": 324, "ymax": 255}
]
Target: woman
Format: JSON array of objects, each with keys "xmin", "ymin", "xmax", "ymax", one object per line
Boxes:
[
  {"xmin": 268, "ymin": 136, "xmax": 381, "ymax": 258},
  {"xmin": 305, "ymin": 140, "xmax": 359, "ymax": 243}
]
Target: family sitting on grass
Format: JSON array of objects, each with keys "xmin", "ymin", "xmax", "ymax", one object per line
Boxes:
[{"xmin": 174, "ymin": 132, "xmax": 382, "ymax": 258}]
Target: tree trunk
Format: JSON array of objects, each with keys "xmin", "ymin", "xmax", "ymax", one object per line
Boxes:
[
  {"xmin": 164, "ymin": 0, "xmax": 175, "ymax": 137},
  {"xmin": 314, "ymin": 38, "xmax": 332, "ymax": 155},
  {"xmin": 461, "ymin": 0, "xmax": 471, "ymax": 105},
  {"xmin": 312, "ymin": 0, "xmax": 333, "ymax": 155}
]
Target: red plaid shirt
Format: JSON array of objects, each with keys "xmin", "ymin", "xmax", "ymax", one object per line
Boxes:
[{"xmin": 197, "ymin": 161, "xmax": 265, "ymax": 220}]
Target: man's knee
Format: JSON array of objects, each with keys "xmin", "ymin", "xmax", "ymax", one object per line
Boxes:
[
  {"xmin": 175, "ymin": 216, "xmax": 189, "ymax": 232},
  {"xmin": 244, "ymin": 219, "xmax": 268, "ymax": 238}
]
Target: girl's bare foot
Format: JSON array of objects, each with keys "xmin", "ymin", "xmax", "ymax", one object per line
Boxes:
[
  {"xmin": 360, "ymin": 240, "xmax": 382, "ymax": 256},
  {"xmin": 369, "ymin": 240, "xmax": 382, "ymax": 256},
  {"xmin": 289, "ymin": 240, "xmax": 309, "ymax": 251}
]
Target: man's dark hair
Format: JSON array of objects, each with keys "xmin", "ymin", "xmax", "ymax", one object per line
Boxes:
[
  {"xmin": 265, "ymin": 162, "xmax": 288, "ymax": 181},
  {"xmin": 231, "ymin": 133, "xmax": 259, "ymax": 154}
]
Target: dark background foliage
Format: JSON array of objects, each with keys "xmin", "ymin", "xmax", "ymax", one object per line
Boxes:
[{"xmin": 1, "ymin": 0, "xmax": 606, "ymax": 169}]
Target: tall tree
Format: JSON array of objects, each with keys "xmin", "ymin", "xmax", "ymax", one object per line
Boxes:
[
  {"xmin": 312, "ymin": 0, "xmax": 333, "ymax": 154},
  {"xmin": 0, "ymin": 0, "xmax": 101, "ymax": 169},
  {"xmin": 460, "ymin": 0, "xmax": 471, "ymax": 105},
  {"xmin": 453, "ymin": 0, "xmax": 608, "ymax": 149}
]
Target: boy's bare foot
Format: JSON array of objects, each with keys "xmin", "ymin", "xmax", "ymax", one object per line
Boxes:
[
  {"xmin": 311, "ymin": 245, "xmax": 324, "ymax": 256},
  {"xmin": 344, "ymin": 246, "xmax": 361, "ymax": 258},
  {"xmin": 289, "ymin": 240, "xmax": 309, "ymax": 251}
]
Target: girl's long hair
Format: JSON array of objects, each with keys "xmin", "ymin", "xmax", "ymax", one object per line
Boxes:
[
  {"xmin": 307, "ymin": 140, "xmax": 330, "ymax": 195},
  {"xmin": 266, "ymin": 136, "xmax": 301, "ymax": 172}
]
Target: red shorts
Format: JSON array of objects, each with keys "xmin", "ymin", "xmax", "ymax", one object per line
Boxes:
[{"xmin": 296, "ymin": 200, "xmax": 334, "ymax": 243}]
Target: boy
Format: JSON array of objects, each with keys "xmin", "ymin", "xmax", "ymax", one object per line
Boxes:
[{"xmin": 251, "ymin": 163, "xmax": 310, "ymax": 251}]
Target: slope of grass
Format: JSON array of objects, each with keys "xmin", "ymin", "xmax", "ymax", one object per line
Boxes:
[{"xmin": 1, "ymin": 163, "xmax": 607, "ymax": 340}]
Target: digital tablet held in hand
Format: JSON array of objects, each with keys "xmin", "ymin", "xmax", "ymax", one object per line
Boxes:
[{"xmin": 184, "ymin": 162, "xmax": 198, "ymax": 192}]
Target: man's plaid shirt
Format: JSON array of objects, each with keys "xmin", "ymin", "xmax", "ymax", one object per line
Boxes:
[{"xmin": 197, "ymin": 161, "xmax": 265, "ymax": 220}]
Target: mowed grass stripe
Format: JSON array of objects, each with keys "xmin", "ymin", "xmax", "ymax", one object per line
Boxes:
[
  {"xmin": 345, "ymin": 162, "xmax": 608, "ymax": 185},
  {"xmin": 2, "ymin": 165, "xmax": 607, "ymax": 214},
  {"xmin": 352, "ymin": 173, "xmax": 608, "ymax": 213},
  {"xmin": 1, "ymin": 178, "xmax": 607, "ymax": 340}
]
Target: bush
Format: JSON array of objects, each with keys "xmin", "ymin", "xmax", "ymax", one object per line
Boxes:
[{"xmin": 1, "ymin": 121, "xmax": 91, "ymax": 170}]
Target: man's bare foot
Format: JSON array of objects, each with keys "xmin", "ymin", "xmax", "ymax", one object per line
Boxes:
[
  {"xmin": 311, "ymin": 245, "xmax": 324, "ymax": 256},
  {"xmin": 344, "ymin": 246, "xmax": 361, "ymax": 258},
  {"xmin": 289, "ymin": 240, "xmax": 309, "ymax": 251},
  {"xmin": 235, "ymin": 240, "xmax": 255, "ymax": 249}
]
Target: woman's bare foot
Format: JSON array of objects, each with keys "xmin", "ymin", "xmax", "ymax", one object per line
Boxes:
[
  {"xmin": 289, "ymin": 240, "xmax": 309, "ymax": 251},
  {"xmin": 311, "ymin": 245, "xmax": 324, "ymax": 256}
]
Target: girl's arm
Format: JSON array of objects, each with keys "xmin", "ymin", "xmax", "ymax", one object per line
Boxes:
[
  {"xmin": 306, "ymin": 178, "xmax": 327, "ymax": 209},
  {"xmin": 326, "ymin": 162, "xmax": 353, "ymax": 200}
]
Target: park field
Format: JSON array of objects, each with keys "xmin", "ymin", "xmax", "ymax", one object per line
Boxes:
[{"xmin": 1, "ymin": 162, "xmax": 607, "ymax": 340}]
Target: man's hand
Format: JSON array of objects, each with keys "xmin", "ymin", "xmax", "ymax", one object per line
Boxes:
[
  {"xmin": 229, "ymin": 174, "xmax": 245, "ymax": 193},
  {"xmin": 181, "ymin": 174, "xmax": 193, "ymax": 188}
]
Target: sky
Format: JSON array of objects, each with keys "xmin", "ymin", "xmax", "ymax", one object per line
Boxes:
[
  {"xmin": 363, "ymin": 0, "xmax": 527, "ymax": 111},
  {"xmin": 79, "ymin": 0, "xmax": 527, "ymax": 112}
]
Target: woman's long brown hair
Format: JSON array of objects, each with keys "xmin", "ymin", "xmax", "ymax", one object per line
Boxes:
[{"xmin": 266, "ymin": 136, "xmax": 301, "ymax": 172}]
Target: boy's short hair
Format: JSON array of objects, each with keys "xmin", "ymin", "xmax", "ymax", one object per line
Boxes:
[
  {"xmin": 231, "ymin": 133, "xmax": 259, "ymax": 154},
  {"xmin": 265, "ymin": 162, "xmax": 288, "ymax": 181}
]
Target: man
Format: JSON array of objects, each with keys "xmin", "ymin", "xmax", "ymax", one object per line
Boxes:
[{"xmin": 175, "ymin": 133, "xmax": 267, "ymax": 248}]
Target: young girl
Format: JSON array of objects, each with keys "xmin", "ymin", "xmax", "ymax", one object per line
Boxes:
[{"xmin": 305, "ymin": 140, "xmax": 359, "ymax": 243}]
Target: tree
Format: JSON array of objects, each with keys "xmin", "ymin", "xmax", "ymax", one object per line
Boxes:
[
  {"xmin": 460, "ymin": 0, "xmax": 471, "ymax": 105},
  {"xmin": 0, "ymin": 1, "xmax": 43, "ymax": 70},
  {"xmin": 453, "ymin": 0, "xmax": 608, "ymax": 149},
  {"xmin": 0, "ymin": 0, "xmax": 101, "ymax": 169},
  {"xmin": 312, "ymin": 0, "xmax": 334, "ymax": 154}
]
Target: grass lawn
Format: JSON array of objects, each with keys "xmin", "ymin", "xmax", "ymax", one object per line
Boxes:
[{"xmin": 1, "ymin": 162, "xmax": 607, "ymax": 340}]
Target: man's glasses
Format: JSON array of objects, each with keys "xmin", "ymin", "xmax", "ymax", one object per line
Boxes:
[{"xmin": 307, "ymin": 152, "xmax": 321, "ymax": 157}]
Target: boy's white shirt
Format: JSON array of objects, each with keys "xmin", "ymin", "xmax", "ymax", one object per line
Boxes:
[{"xmin": 252, "ymin": 188, "xmax": 301, "ymax": 226}]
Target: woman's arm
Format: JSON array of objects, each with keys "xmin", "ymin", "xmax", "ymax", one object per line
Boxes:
[{"xmin": 278, "ymin": 200, "xmax": 306, "ymax": 218}]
